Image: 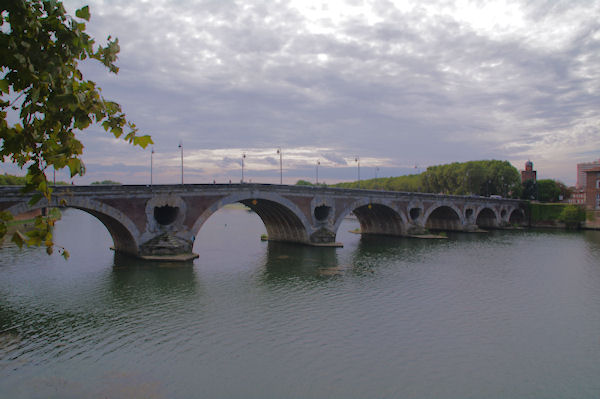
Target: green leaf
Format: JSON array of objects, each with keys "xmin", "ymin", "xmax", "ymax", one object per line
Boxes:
[
  {"xmin": 75, "ymin": 6, "xmax": 90, "ymax": 21},
  {"xmin": 133, "ymin": 135, "xmax": 154, "ymax": 148},
  {"xmin": 11, "ymin": 231, "xmax": 26, "ymax": 248},
  {"xmin": 28, "ymin": 193, "xmax": 43, "ymax": 206},
  {"xmin": 13, "ymin": 53, "xmax": 26, "ymax": 65},
  {"xmin": 0, "ymin": 79, "xmax": 9, "ymax": 94},
  {"xmin": 0, "ymin": 211, "xmax": 13, "ymax": 222},
  {"xmin": 0, "ymin": 222, "xmax": 7, "ymax": 239},
  {"xmin": 67, "ymin": 158, "xmax": 85, "ymax": 177},
  {"xmin": 111, "ymin": 126, "xmax": 123, "ymax": 138}
]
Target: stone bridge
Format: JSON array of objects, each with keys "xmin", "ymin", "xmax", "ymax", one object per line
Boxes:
[{"xmin": 0, "ymin": 184, "xmax": 528, "ymax": 260}]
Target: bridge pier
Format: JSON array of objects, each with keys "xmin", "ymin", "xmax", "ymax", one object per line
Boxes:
[
  {"xmin": 406, "ymin": 223, "xmax": 428, "ymax": 235},
  {"xmin": 138, "ymin": 233, "xmax": 198, "ymax": 261},
  {"xmin": 308, "ymin": 227, "xmax": 341, "ymax": 246}
]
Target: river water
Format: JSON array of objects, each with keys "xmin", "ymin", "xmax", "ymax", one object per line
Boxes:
[{"xmin": 1, "ymin": 207, "xmax": 600, "ymax": 398}]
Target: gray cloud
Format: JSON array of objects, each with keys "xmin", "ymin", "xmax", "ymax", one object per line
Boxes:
[
  {"xmin": 264, "ymin": 156, "xmax": 278, "ymax": 166},
  {"xmin": 17, "ymin": 0, "xmax": 598, "ymax": 186},
  {"xmin": 217, "ymin": 157, "xmax": 241, "ymax": 168},
  {"xmin": 322, "ymin": 152, "xmax": 348, "ymax": 165}
]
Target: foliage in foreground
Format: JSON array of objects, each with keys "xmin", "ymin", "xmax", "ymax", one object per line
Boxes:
[{"xmin": 0, "ymin": 1, "xmax": 152, "ymax": 256}]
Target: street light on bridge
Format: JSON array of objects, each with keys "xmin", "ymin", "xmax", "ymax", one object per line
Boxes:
[
  {"xmin": 355, "ymin": 156, "xmax": 360, "ymax": 188},
  {"xmin": 276, "ymin": 147, "xmax": 282, "ymax": 184},
  {"xmin": 178, "ymin": 141, "xmax": 183, "ymax": 184},
  {"xmin": 151, "ymin": 147, "xmax": 154, "ymax": 186},
  {"xmin": 241, "ymin": 153, "xmax": 246, "ymax": 183},
  {"xmin": 316, "ymin": 160, "xmax": 320, "ymax": 185}
]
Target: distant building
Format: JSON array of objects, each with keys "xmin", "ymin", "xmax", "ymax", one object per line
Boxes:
[
  {"xmin": 584, "ymin": 167, "xmax": 600, "ymax": 210},
  {"xmin": 577, "ymin": 159, "xmax": 600, "ymax": 189},
  {"xmin": 569, "ymin": 188, "xmax": 586, "ymax": 205},
  {"xmin": 521, "ymin": 160, "xmax": 537, "ymax": 183}
]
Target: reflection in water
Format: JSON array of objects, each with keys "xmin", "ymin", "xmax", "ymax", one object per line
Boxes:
[
  {"xmin": 261, "ymin": 241, "xmax": 340, "ymax": 280},
  {"xmin": 349, "ymin": 233, "xmax": 451, "ymax": 275},
  {"xmin": 113, "ymin": 252, "xmax": 195, "ymax": 269},
  {"xmin": 583, "ymin": 229, "xmax": 600, "ymax": 252},
  {"xmin": 110, "ymin": 253, "xmax": 200, "ymax": 302}
]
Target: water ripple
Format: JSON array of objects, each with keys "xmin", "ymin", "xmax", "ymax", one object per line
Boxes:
[{"xmin": 2, "ymin": 211, "xmax": 600, "ymax": 398}]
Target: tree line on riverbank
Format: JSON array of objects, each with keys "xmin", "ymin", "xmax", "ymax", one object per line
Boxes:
[{"xmin": 299, "ymin": 160, "xmax": 571, "ymax": 202}]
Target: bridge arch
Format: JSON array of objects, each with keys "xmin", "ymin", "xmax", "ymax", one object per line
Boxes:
[
  {"xmin": 475, "ymin": 207, "xmax": 499, "ymax": 229},
  {"xmin": 424, "ymin": 204, "xmax": 463, "ymax": 231},
  {"xmin": 5, "ymin": 197, "xmax": 141, "ymax": 255},
  {"xmin": 191, "ymin": 192, "xmax": 312, "ymax": 244},
  {"xmin": 508, "ymin": 208, "xmax": 526, "ymax": 226},
  {"xmin": 333, "ymin": 199, "xmax": 407, "ymax": 236}
]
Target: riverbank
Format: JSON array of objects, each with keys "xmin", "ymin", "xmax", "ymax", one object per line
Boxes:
[
  {"xmin": 528, "ymin": 202, "xmax": 589, "ymax": 230},
  {"xmin": 583, "ymin": 210, "xmax": 600, "ymax": 229}
]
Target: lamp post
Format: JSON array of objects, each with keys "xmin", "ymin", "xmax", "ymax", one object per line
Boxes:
[
  {"xmin": 316, "ymin": 160, "xmax": 320, "ymax": 185},
  {"xmin": 375, "ymin": 167, "xmax": 379, "ymax": 179},
  {"xmin": 178, "ymin": 141, "xmax": 183, "ymax": 184},
  {"xmin": 151, "ymin": 147, "xmax": 154, "ymax": 186},
  {"xmin": 355, "ymin": 156, "xmax": 360, "ymax": 188},
  {"xmin": 277, "ymin": 147, "xmax": 282, "ymax": 184},
  {"xmin": 241, "ymin": 153, "xmax": 246, "ymax": 183}
]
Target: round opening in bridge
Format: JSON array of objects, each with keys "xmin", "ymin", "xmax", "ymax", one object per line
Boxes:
[
  {"xmin": 465, "ymin": 208, "xmax": 474, "ymax": 219},
  {"xmin": 409, "ymin": 207, "xmax": 421, "ymax": 221},
  {"xmin": 314, "ymin": 205, "xmax": 331, "ymax": 221},
  {"xmin": 154, "ymin": 205, "xmax": 179, "ymax": 225},
  {"xmin": 501, "ymin": 210, "xmax": 507, "ymax": 218}
]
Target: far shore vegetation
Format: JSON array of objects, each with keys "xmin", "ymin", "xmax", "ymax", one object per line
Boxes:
[
  {"xmin": 296, "ymin": 159, "xmax": 572, "ymax": 203},
  {"xmin": 91, "ymin": 180, "xmax": 122, "ymax": 185},
  {"xmin": 0, "ymin": 173, "xmax": 70, "ymax": 186}
]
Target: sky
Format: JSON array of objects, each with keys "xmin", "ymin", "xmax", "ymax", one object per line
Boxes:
[{"xmin": 3, "ymin": 0, "xmax": 600, "ymax": 185}]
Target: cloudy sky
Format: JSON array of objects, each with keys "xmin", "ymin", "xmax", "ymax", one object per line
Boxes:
[{"xmin": 5, "ymin": 0, "xmax": 600, "ymax": 185}]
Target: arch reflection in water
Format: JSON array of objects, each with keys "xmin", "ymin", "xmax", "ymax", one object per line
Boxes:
[
  {"xmin": 348, "ymin": 234, "xmax": 447, "ymax": 274},
  {"xmin": 261, "ymin": 241, "xmax": 341, "ymax": 280},
  {"xmin": 111, "ymin": 252, "xmax": 199, "ymax": 299}
]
